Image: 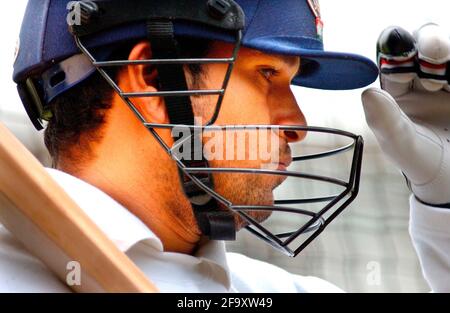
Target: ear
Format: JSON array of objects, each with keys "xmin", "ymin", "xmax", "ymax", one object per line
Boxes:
[{"xmin": 126, "ymin": 41, "xmax": 168, "ymax": 124}]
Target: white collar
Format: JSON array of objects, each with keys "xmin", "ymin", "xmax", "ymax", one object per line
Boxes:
[{"xmin": 45, "ymin": 168, "xmax": 231, "ymax": 289}]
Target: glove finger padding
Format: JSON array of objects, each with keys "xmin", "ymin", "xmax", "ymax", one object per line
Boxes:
[
  {"xmin": 378, "ymin": 24, "xmax": 450, "ymax": 94},
  {"xmin": 415, "ymin": 23, "xmax": 450, "ymax": 92},
  {"xmin": 377, "ymin": 26, "xmax": 417, "ymax": 97}
]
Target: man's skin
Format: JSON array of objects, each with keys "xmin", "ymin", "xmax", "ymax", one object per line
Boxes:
[{"xmin": 56, "ymin": 41, "xmax": 307, "ymax": 255}]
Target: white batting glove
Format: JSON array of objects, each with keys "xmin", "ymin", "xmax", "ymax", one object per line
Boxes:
[{"xmin": 362, "ymin": 24, "xmax": 450, "ymax": 207}]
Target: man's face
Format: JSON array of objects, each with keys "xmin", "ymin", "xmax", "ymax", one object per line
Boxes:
[{"xmin": 185, "ymin": 42, "xmax": 307, "ymax": 229}]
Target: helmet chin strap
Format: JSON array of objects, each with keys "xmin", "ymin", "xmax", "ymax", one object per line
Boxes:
[{"xmin": 146, "ymin": 19, "xmax": 236, "ymax": 241}]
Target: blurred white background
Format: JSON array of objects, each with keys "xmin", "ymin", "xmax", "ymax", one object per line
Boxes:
[{"xmin": 2, "ymin": 0, "xmax": 450, "ymax": 292}]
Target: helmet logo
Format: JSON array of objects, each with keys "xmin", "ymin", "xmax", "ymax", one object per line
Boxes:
[{"xmin": 307, "ymin": 0, "xmax": 323, "ymax": 42}]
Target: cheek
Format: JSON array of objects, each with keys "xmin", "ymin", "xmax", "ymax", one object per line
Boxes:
[{"xmin": 212, "ymin": 68, "xmax": 271, "ymax": 125}]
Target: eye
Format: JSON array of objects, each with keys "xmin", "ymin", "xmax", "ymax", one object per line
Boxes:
[{"xmin": 259, "ymin": 67, "xmax": 280, "ymax": 82}]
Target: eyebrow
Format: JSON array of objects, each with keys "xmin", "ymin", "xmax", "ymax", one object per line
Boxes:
[{"xmin": 253, "ymin": 52, "xmax": 300, "ymax": 70}]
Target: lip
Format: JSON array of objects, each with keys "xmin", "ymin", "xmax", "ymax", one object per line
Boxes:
[
  {"xmin": 277, "ymin": 163, "xmax": 288, "ymax": 171},
  {"xmin": 276, "ymin": 155, "xmax": 293, "ymax": 171}
]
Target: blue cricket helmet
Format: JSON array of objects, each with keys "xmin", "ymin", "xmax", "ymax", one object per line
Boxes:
[{"xmin": 13, "ymin": 0, "xmax": 377, "ymax": 90}]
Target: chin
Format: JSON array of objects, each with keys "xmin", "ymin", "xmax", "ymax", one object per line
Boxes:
[
  {"xmin": 234, "ymin": 210, "xmax": 273, "ymax": 231},
  {"xmin": 232, "ymin": 191, "xmax": 275, "ymax": 231},
  {"xmin": 212, "ymin": 170, "xmax": 283, "ymax": 230}
]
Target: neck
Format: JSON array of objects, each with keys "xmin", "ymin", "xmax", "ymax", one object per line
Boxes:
[{"xmin": 59, "ymin": 158, "xmax": 201, "ymax": 255}]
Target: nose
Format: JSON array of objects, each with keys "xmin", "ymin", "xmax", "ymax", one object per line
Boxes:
[
  {"xmin": 280, "ymin": 116, "xmax": 307, "ymax": 143},
  {"xmin": 272, "ymin": 90, "xmax": 308, "ymax": 143}
]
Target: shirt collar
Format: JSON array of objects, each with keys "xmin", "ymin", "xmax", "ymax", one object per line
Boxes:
[{"xmin": 45, "ymin": 168, "xmax": 231, "ymax": 288}]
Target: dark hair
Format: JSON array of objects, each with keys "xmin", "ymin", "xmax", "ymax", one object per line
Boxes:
[{"xmin": 44, "ymin": 37, "xmax": 210, "ymax": 165}]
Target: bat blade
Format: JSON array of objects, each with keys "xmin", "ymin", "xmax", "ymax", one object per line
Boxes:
[{"xmin": 0, "ymin": 123, "xmax": 158, "ymax": 293}]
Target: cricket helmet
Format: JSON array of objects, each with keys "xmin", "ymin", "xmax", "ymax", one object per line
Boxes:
[{"xmin": 13, "ymin": 0, "xmax": 374, "ymax": 256}]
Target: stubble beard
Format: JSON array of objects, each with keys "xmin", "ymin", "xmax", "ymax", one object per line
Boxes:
[{"xmin": 210, "ymin": 161, "xmax": 286, "ymax": 230}]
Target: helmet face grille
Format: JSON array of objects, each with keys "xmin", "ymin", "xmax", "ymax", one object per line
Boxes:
[
  {"xmin": 172, "ymin": 126, "xmax": 363, "ymax": 257},
  {"xmin": 69, "ymin": 4, "xmax": 364, "ymax": 257}
]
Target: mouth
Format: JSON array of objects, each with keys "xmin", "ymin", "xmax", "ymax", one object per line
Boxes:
[
  {"xmin": 276, "ymin": 152, "xmax": 293, "ymax": 171},
  {"xmin": 262, "ymin": 154, "xmax": 293, "ymax": 172}
]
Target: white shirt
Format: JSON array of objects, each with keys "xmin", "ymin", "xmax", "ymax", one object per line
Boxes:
[
  {"xmin": 409, "ymin": 196, "xmax": 450, "ymax": 292},
  {"xmin": 0, "ymin": 169, "xmax": 342, "ymax": 293}
]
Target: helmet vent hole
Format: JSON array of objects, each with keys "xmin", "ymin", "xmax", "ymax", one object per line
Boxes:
[{"xmin": 49, "ymin": 71, "xmax": 66, "ymax": 88}]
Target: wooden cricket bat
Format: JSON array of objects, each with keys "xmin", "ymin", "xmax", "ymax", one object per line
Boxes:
[{"xmin": 0, "ymin": 123, "xmax": 158, "ymax": 293}]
